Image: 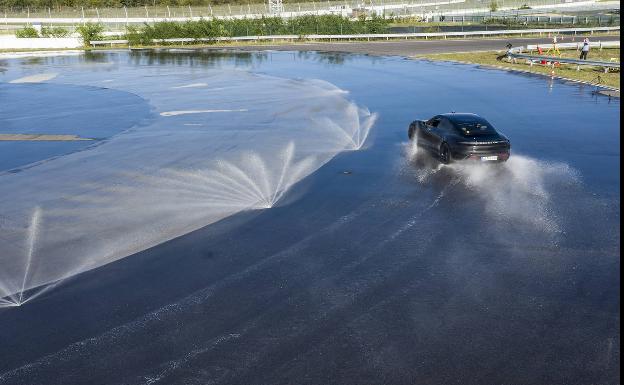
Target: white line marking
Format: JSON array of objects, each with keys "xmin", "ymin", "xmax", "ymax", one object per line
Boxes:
[{"xmin": 160, "ymin": 109, "xmax": 248, "ymax": 116}]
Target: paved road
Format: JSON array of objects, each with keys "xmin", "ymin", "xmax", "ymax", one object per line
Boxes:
[
  {"xmin": 0, "ymin": 50, "xmax": 619, "ymax": 385},
  {"xmin": 208, "ymin": 35, "xmax": 620, "ymax": 56}
]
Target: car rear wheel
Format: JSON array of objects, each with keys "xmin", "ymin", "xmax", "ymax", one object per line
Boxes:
[
  {"xmin": 408, "ymin": 124, "xmax": 416, "ymax": 140},
  {"xmin": 439, "ymin": 143, "xmax": 451, "ymax": 164}
]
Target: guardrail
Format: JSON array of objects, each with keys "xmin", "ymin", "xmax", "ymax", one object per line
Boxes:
[
  {"xmin": 509, "ymin": 52, "xmax": 620, "ymax": 71},
  {"xmin": 526, "ymin": 40, "xmax": 620, "ymax": 51},
  {"xmin": 507, "ymin": 42, "xmax": 620, "ymax": 72},
  {"xmin": 90, "ymin": 26, "xmax": 620, "ymax": 46}
]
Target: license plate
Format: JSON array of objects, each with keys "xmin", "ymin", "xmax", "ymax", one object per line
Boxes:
[{"xmin": 481, "ymin": 156, "xmax": 498, "ymax": 161}]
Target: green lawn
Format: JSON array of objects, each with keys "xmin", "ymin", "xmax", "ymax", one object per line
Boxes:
[{"xmin": 417, "ymin": 48, "xmax": 620, "ymax": 89}]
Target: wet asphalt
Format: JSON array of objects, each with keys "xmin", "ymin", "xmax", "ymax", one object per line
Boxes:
[{"xmin": 0, "ymin": 50, "xmax": 619, "ymax": 385}]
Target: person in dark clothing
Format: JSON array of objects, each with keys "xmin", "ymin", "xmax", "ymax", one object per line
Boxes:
[
  {"xmin": 497, "ymin": 43, "xmax": 513, "ymax": 61},
  {"xmin": 580, "ymin": 38, "xmax": 590, "ymax": 60}
]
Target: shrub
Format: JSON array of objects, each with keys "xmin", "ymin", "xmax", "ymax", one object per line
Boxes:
[
  {"xmin": 41, "ymin": 26, "xmax": 70, "ymax": 38},
  {"xmin": 76, "ymin": 23, "xmax": 104, "ymax": 46},
  {"xmin": 120, "ymin": 15, "xmax": 391, "ymax": 45},
  {"xmin": 15, "ymin": 26, "xmax": 39, "ymax": 38},
  {"xmin": 125, "ymin": 25, "xmax": 146, "ymax": 45}
]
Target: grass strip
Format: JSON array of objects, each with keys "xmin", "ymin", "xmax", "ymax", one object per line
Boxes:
[{"xmin": 417, "ymin": 48, "xmax": 620, "ymax": 89}]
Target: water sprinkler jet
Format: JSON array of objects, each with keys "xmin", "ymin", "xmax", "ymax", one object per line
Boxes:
[{"xmin": 0, "ymin": 71, "xmax": 379, "ymax": 305}]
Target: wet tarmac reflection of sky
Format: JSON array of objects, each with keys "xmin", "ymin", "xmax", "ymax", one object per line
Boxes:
[{"xmin": 0, "ymin": 50, "xmax": 619, "ymax": 385}]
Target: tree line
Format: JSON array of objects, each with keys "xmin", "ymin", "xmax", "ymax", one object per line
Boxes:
[{"xmin": 15, "ymin": 14, "xmax": 391, "ymax": 44}]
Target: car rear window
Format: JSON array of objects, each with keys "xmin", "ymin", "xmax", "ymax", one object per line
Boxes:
[{"xmin": 451, "ymin": 117, "xmax": 496, "ymax": 136}]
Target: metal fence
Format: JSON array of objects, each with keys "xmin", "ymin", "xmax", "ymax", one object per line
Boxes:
[
  {"xmin": 90, "ymin": 25, "xmax": 620, "ymax": 45},
  {"xmin": 2, "ymin": 0, "xmax": 619, "ymax": 22}
]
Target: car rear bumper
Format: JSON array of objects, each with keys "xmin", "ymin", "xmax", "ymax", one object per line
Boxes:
[
  {"xmin": 452, "ymin": 144, "xmax": 510, "ymax": 162},
  {"xmin": 463, "ymin": 152, "xmax": 510, "ymax": 162}
]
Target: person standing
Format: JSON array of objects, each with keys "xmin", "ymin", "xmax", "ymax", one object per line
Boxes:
[{"xmin": 580, "ymin": 38, "xmax": 590, "ymax": 60}]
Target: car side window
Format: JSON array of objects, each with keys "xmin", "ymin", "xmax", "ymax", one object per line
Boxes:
[
  {"xmin": 438, "ymin": 118, "xmax": 454, "ymax": 132},
  {"xmin": 427, "ymin": 117, "xmax": 440, "ymax": 127}
]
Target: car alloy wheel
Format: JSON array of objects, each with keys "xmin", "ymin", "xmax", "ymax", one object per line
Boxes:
[{"xmin": 440, "ymin": 143, "xmax": 451, "ymax": 164}]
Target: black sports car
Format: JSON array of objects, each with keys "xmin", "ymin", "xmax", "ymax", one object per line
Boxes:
[{"xmin": 408, "ymin": 113, "xmax": 511, "ymax": 164}]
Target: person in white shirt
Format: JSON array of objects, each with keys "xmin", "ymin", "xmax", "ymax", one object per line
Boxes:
[{"xmin": 580, "ymin": 38, "xmax": 590, "ymax": 60}]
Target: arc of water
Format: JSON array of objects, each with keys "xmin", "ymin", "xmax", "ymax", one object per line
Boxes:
[
  {"xmin": 12, "ymin": 279, "xmax": 64, "ymax": 307},
  {"xmin": 209, "ymin": 167, "xmax": 269, "ymax": 207},
  {"xmin": 271, "ymin": 142, "xmax": 296, "ymax": 205},
  {"xmin": 320, "ymin": 117, "xmax": 359, "ymax": 150},
  {"xmin": 0, "ymin": 298, "xmax": 16, "ymax": 308},
  {"xmin": 287, "ymin": 156, "xmax": 318, "ymax": 186},
  {"xmin": 244, "ymin": 153, "xmax": 273, "ymax": 207},
  {"xmin": 352, "ymin": 109, "xmax": 376, "ymax": 150},
  {"xmin": 126, "ymin": 167, "xmax": 270, "ymax": 210},
  {"xmin": 0, "ymin": 280, "xmax": 19, "ymax": 306},
  {"xmin": 216, "ymin": 160, "xmax": 274, "ymax": 208},
  {"xmin": 159, "ymin": 169, "xmax": 262, "ymax": 205},
  {"xmin": 18, "ymin": 206, "xmax": 41, "ymax": 305},
  {"xmin": 271, "ymin": 155, "xmax": 319, "ymax": 206},
  {"xmin": 134, "ymin": 170, "xmax": 222, "ymax": 195},
  {"xmin": 0, "ymin": 256, "xmax": 23, "ymax": 305},
  {"xmin": 140, "ymin": 167, "xmax": 265, "ymax": 208},
  {"xmin": 344, "ymin": 103, "xmax": 361, "ymax": 148}
]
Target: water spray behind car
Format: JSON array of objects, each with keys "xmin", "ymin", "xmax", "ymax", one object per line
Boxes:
[{"xmin": 405, "ymin": 113, "xmax": 581, "ymax": 237}]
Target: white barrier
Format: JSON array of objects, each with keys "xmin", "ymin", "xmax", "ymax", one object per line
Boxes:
[
  {"xmin": 90, "ymin": 26, "xmax": 620, "ymax": 46},
  {"xmin": 0, "ymin": 36, "xmax": 82, "ymax": 49}
]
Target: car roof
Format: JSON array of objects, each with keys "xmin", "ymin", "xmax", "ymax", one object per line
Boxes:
[{"xmin": 438, "ymin": 113, "xmax": 483, "ymax": 122}]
